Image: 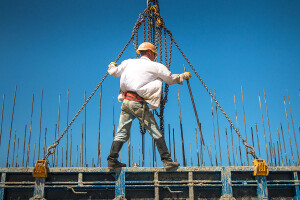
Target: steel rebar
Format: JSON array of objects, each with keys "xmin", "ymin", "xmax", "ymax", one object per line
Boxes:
[
  {"xmin": 195, "ymin": 128, "xmax": 200, "ymax": 167},
  {"xmin": 241, "ymin": 86, "xmax": 249, "ymax": 165},
  {"xmin": 258, "ymin": 93, "xmax": 269, "ymax": 165},
  {"xmin": 230, "ymin": 126, "xmax": 235, "ymax": 166},
  {"xmin": 287, "ymin": 90, "xmax": 299, "ymax": 165},
  {"xmin": 284, "ymin": 96, "xmax": 295, "ymax": 165},
  {"xmin": 263, "ymin": 90, "xmax": 273, "ymax": 166},
  {"xmin": 277, "ymin": 128, "xmax": 283, "ymax": 166},
  {"xmin": 38, "ymin": 89, "xmax": 43, "ymax": 160},
  {"xmin": 33, "ymin": 143, "xmax": 36, "ymax": 167},
  {"xmin": 70, "ymin": 129, "xmax": 72, "ymax": 167},
  {"xmin": 214, "ymin": 89, "xmax": 222, "ymax": 166},
  {"xmin": 16, "ymin": 138, "xmax": 19, "ymax": 167},
  {"xmin": 226, "ymin": 128, "xmax": 231, "ymax": 166},
  {"xmin": 12, "ymin": 130, "xmax": 16, "ymax": 167},
  {"xmin": 173, "ymin": 128, "xmax": 176, "ymax": 162},
  {"xmin": 178, "ymin": 90, "xmax": 186, "ymax": 167},
  {"xmin": 168, "ymin": 124, "xmax": 171, "ymax": 156},
  {"xmin": 0, "ymin": 94, "xmax": 4, "ymax": 146},
  {"xmin": 280, "ymin": 123, "xmax": 288, "ymax": 165},
  {"xmin": 66, "ymin": 89, "xmax": 69, "ymax": 167},
  {"xmin": 183, "ymin": 65, "xmax": 205, "ymax": 148},
  {"xmin": 277, "ymin": 141, "xmax": 281, "ymax": 166},
  {"xmin": 208, "ymin": 143, "xmax": 213, "ymax": 166},
  {"xmin": 211, "ymin": 97, "xmax": 218, "ymax": 166},
  {"xmin": 84, "ymin": 91, "xmax": 87, "ymax": 167},
  {"xmin": 98, "ymin": 85, "xmax": 102, "ymax": 167},
  {"xmin": 190, "ymin": 143, "xmax": 193, "ymax": 166},
  {"xmin": 255, "ymin": 123, "xmax": 261, "ymax": 158},
  {"xmin": 234, "ymin": 94, "xmax": 242, "ymax": 166},
  {"xmin": 22, "ymin": 125, "xmax": 27, "ymax": 167},
  {"xmin": 6, "ymin": 86, "xmax": 17, "ymax": 168},
  {"xmin": 44, "ymin": 128, "xmax": 47, "ymax": 157}
]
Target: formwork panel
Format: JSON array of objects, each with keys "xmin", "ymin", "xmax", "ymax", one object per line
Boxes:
[
  {"xmin": 231, "ymin": 171, "xmax": 255, "ymax": 181},
  {"xmin": 268, "ymin": 171, "xmax": 293, "ymax": 181},
  {"xmin": 159, "ymin": 186, "xmax": 189, "ymax": 199},
  {"xmin": 194, "ymin": 187, "xmax": 222, "ymax": 200},
  {"xmin": 47, "ymin": 172, "xmax": 78, "ymax": 182},
  {"xmin": 126, "ymin": 188, "xmax": 155, "ymax": 199},
  {"xmin": 83, "ymin": 172, "xmax": 115, "ymax": 182},
  {"xmin": 158, "ymin": 172, "xmax": 188, "ymax": 181},
  {"xmin": 268, "ymin": 187, "xmax": 294, "ymax": 199},
  {"xmin": 4, "ymin": 188, "xmax": 34, "ymax": 200},
  {"xmin": 193, "ymin": 171, "xmax": 220, "ymax": 181},
  {"xmin": 232, "ymin": 186, "xmax": 257, "ymax": 200},
  {"xmin": 125, "ymin": 172, "xmax": 154, "ymax": 182},
  {"xmin": 5, "ymin": 172, "xmax": 34, "ymax": 182},
  {"xmin": 45, "ymin": 188, "xmax": 115, "ymax": 200}
]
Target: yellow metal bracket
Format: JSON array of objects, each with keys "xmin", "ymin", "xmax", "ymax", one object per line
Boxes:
[
  {"xmin": 253, "ymin": 159, "xmax": 269, "ymax": 176},
  {"xmin": 33, "ymin": 160, "xmax": 48, "ymax": 178}
]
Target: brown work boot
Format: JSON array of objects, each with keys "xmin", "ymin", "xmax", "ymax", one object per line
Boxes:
[
  {"xmin": 155, "ymin": 137, "xmax": 180, "ymax": 169},
  {"xmin": 107, "ymin": 141, "xmax": 126, "ymax": 169}
]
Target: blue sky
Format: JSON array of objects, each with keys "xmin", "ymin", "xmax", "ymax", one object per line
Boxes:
[{"xmin": 0, "ymin": 0, "xmax": 299, "ymax": 168}]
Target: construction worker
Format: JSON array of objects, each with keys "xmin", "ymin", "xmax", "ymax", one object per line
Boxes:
[{"xmin": 107, "ymin": 42, "xmax": 191, "ymax": 169}]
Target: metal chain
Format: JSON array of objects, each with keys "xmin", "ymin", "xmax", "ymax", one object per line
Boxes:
[
  {"xmin": 44, "ymin": 12, "xmax": 145, "ymax": 161},
  {"xmin": 167, "ymin": 33, "xmax": 258, "ymax": 159}
]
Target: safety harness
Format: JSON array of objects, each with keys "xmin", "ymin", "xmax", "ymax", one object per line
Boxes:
[{"xmin": 124, "ymin": 91, "xmax": 147, "ymax": 125}]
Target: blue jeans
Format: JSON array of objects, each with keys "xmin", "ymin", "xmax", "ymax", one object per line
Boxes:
[{"xmin": 113, "ymin": 99, "xmax": 163, "ymax": 142}]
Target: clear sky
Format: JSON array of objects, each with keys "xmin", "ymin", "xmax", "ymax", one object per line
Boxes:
[{"xmin": 0, "ymin": 0, "xmax": 299, "ymax": 168}]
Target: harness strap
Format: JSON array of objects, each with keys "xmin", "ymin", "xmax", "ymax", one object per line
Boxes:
[{"xmin": 124, "ymin": 91, "xmax": 144, "ymax": 102}]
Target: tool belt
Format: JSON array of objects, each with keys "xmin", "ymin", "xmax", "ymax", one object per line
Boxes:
[{"xmin": 124, "ymin": 91, "xmax": 144, "ymax": 102}]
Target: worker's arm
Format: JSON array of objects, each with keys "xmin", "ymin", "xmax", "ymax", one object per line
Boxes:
[
  {"xmin": 108, "ymin": 61, "xmax": 127, "ymax": 77},
  {"xmin": 157, "ymin": 64, "xmax": 191, "ymax": 85}
]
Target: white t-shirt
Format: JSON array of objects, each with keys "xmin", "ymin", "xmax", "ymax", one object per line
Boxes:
[{"xmin": 108, "ymin": 56, "xmax": 182, "ymax": 109}]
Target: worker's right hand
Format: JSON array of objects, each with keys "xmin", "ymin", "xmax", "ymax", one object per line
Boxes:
[
  {"xmin": 183, "ymin": 72, "xmax": 191, "ymax": 80},
  {"xmin": 108, "ymin": 62, "xmax": 118, "ymax": 75}
]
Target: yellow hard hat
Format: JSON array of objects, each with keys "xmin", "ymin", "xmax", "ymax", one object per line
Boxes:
[{"xmin": 136, "ymin": 42, "xmax": 158, "ymax": 56}]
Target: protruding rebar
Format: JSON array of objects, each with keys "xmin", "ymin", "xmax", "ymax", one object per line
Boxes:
[
  {"xmin": 22, "ymin": 125, "xmax": 27, "ymax": 167},
  {"xmin": 234, "ymin": 94, "xmax": 242, "ymax": 166},
  {"xmin": 263, "ymin": 90, "xmax": 273, "ymax": 166},
  {"xmin": 211, "ymin": 97, "xmax": 218, "ymax": 166},
  {"xmin": 84, "ymin": 91, "xmax": 87, "ymax": 167},
  {"xmin": 70, "ymin": 129, "xmax": 72, "ymax": 167},
  {"xmin": 195, "ymin": 128, "xmax": 200, "ymax": 167},
  {"xmin": 128, "ymin": 130, "xmax": 131, "ymax": 167},
  {"xmin": 81, "ymin": 124, "xmax": 84, "ymax": 167},
  {"xmin": 6, "ymin": 86, "xmax": 17, "ymax": 168},
  {"xmin": 12, "ymin": 129, "xmax": 17, "ymax": 167},
  {"xmin": 284, "ymin": 96, "xmax": 294, "ymax": 165},
  {"xmin": 277, "ymin": 128, "xmax": 283, "ymax": 166},
  {"xmin": 183, "ymin": 65, "xmax": 205, "ymax": 148},
  {"xmin": 33, "ymin": 143, "xmax": 36, "ymax": 167},
  {"xmin": 230, "ymin": 126, "xmax": 235, "ymax": 166},
  {"xmin": 44, "ymin": 128, "xmax": 47, "ymax": 157},
  {"xmin": 61, "ymin": 146, "xmax": 63, "ymax": 167},
  {"xmin": 287, "ymin": 90, "xmax": 299, "ymax": 165},
  {"xmin": 255, "ymin": 123, "xmax": 261, "ymax": 158},
  {"xmin": 258, "ymin": 93, "xmax": 269, "ymax": 165},
  {"xmin": 98, "ymin": 85, "xmax": 102, "ymax": 167},
  {"xmin": 277, "ymin": 141, "xmax": 281, "ymax": 166},
  {"xmin": 190, "ymin": 143, "xmax": 193, "ymax": 167},
  {"xmin": 241, "ymin": 86, "xmax": 249, "ymax": 165},
  {"xmin": 16, "ymin": 138, "xmax": 19, "ymax": 167},
  {"xmin": 38, "ymin": 89, "xmax": 43, "ymax": 160},
  {"xmin": 76, "ymin": 144, "xmax": 78, "ymax": 167},
  {"xmin": 168, "ymin": 124, "xmax": 171, "ymax": 156},
  {"xmin": 66, "ymin": 89, "xmax": 69, "ymax": 167},
  {"xmin": 225, "ymin": 128, "xmax": 231, "ymax": 166},
  {"xmin": 178, "ymin": 90, "xmax": 186, "ymax": 167},
  {"xmin": 25, "ymin": 94, "xmax": 34, "ymax": 167},
  {"xmin": 0, "ymin": 94, "xmax": 4, "ymax": 146},
  {"xmin": 208, "ymin": 142, "xmax": 213, "ymax": 166},
  {"xmin": 280, "ymin": 123, "xmax": 288, "ymax": 165},
  {"xmin": 52, "ymin": 124, "xmax": 57, "ymax": 167},
  {"xmin": 214, "ymin": 89, "xmax": 222, "ymax": 166},
  {"xmin": 113, "ymin": 94, "xmax": 115, "ymax": 138},
  {"xmin": 173, "ymin": 128, "xmax": 176, "ymax": 162}
]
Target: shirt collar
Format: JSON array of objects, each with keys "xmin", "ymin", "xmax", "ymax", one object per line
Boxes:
[{"xmin": 140, "ymin": 56, "xmax": 151, "ymax": 61}]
